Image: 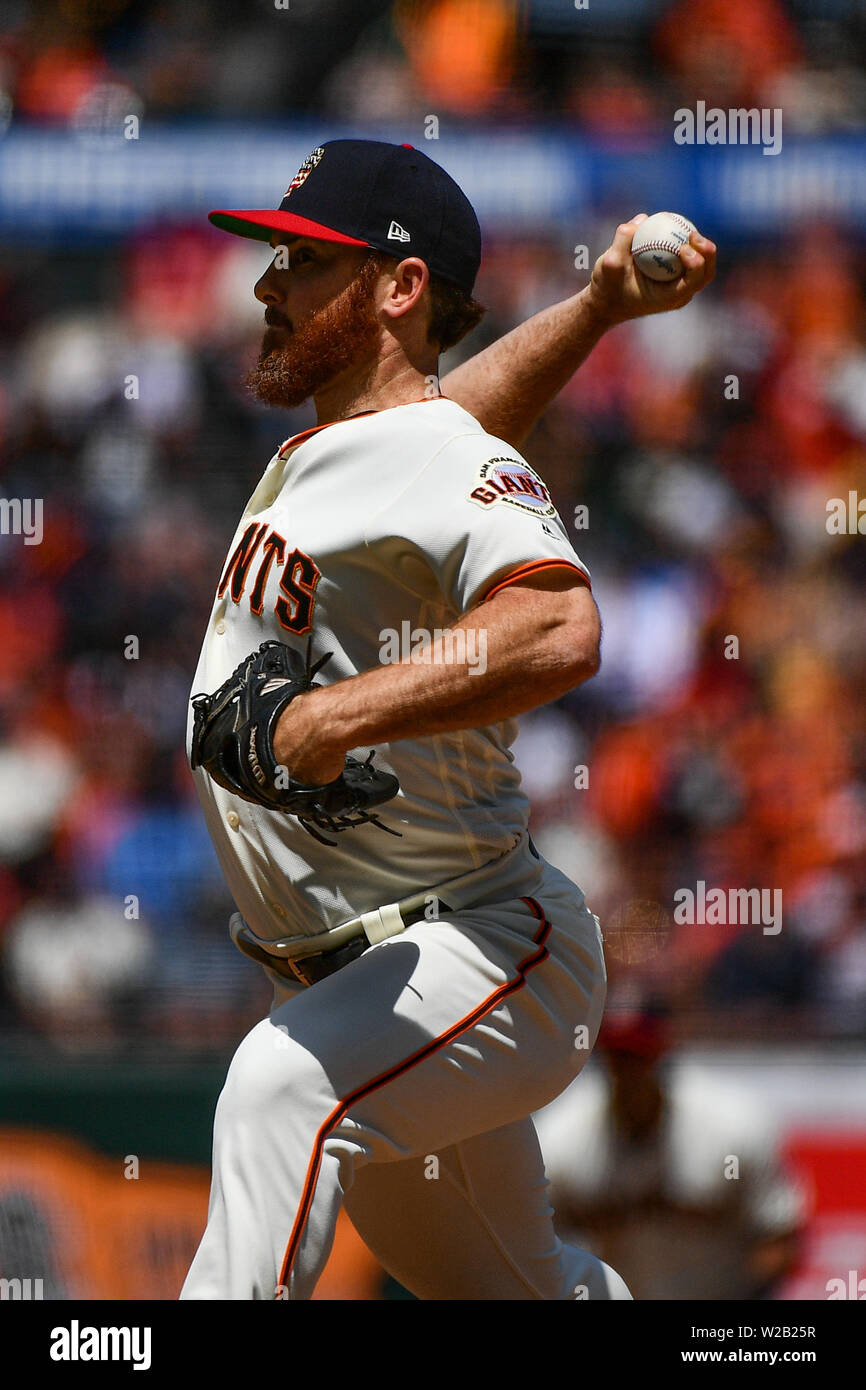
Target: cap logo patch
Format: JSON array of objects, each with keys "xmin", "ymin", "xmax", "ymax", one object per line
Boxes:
[
  {"xmin": 387, "ymin": 220, "xmax": 411, "ymax": 242},
  {"xmin": 468, "ymin": 457, "xmax": 557, "ymax": 518},
  {"xmin": 284, "ymin": 146, "xmax": 325, "ymax": 198}
]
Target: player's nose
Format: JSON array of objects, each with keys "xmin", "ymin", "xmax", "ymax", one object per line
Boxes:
[{"xmin": 254, "ymin": 269, "xmax": 282, "ymax": 306}]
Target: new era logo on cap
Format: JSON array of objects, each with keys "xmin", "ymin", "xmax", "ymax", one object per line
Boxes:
[{"xmin": 208, "ymin": 139, "xmax": 481, "ymax": 293}]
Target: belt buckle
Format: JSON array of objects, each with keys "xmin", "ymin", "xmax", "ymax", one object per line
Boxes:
[{"xmin": 273, "ymin": 897, "xmax": 453, "ymax": 989}]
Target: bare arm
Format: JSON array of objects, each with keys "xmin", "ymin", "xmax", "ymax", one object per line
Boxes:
[
  {"xmin": 441, "ymin": 215, "xmax": 717, "ymax": 448},
  {"xmin": 440, "ymin": 287, "xmax": 610, "ymax": 450},
  {"xmin": 273, "ymin": 569, "xmax": 600, "ymax": 782}
]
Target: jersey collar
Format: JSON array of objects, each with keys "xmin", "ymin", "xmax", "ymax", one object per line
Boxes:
[{"xmin": 277, "ymin": 396, "xmax": 450, "ymax": 458}]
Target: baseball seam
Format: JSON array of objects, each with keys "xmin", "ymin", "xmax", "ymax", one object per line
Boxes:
[
  {"xmin": 633, "ymin": 215, "xmax": 695, "ymax": 259},
  {"xmin": 632, "ymin": 241, "xmax": 685, "ymax": 256}
]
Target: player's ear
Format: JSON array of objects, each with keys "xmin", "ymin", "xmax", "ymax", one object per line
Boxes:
[{"xmin": 379, "ymin": 256, "xmax": 429, "ymax": 323}]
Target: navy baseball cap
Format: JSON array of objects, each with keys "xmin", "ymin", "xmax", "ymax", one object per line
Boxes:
[{"xmin": 208, "ymin": 139, "xmax": 482, "ymax": 294}]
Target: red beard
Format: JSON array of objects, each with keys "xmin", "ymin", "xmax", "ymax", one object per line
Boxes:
[{"xmin": 245, "ymin": 253, "xmax": 383, "ymax": 410}]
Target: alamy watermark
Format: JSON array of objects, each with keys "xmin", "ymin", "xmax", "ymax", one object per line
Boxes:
[
  {"xmin": 826, "ymin": 491, "xmax": 865, "ymax": 534},
  {"xmin": 826, "ymin": 1269, "xmax": 866, "ymax": 1299},
  {"xmin": 674, "ymin": 101, "xmax": 782, "ymax": 157},
  {"xmin": 0, "ymin": 1276, "xmax": 43, "ymax": 1299},
  {"xmin": 673, "ymin": 881, "xmax": 782, "ymax": 935},
  {"xmin": 50, "ymin": 1321, "xmax": 151, "ymax": 1369},
  {"xmin": 379, "ymin": 622, "xmax": 487, "ymax": 675},
  {"xmin": 0, "ymin": 497, "xmax": 43, "ymax": 545}
]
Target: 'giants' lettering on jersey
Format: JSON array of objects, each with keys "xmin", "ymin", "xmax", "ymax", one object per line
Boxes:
[
  {"xmin": 219, "ymin": 523, "xmax": 321, "ymax": 634},
  {"xmin": 468, "ymin": 457, "xmax": 557, "ymax": 518}
]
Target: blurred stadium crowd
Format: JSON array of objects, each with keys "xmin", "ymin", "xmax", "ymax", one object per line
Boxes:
[
  {"xmin": 0, "ymin": 0, "xmax": 865, "ymax": 131},
  {"xmin": 0, "ymin": 0, "xmax": 864, "ymax": 1055}
]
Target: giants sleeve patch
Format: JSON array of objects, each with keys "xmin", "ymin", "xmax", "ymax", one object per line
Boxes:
[{"xmin": 468, "ymin": 457, "xmax": 558, "ymax": 518}]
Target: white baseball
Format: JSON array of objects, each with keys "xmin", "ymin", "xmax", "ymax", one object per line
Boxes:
[{"xmin": 630, "ymin": 212, "xmax": 698, "ymax": 282}]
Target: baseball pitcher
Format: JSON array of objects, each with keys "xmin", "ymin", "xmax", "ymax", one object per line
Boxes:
[{"xmin": 180, "ymin": 139, "xmax": 715, "ymax": 1300}]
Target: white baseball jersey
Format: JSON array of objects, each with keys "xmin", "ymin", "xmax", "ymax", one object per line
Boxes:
[
  {"xmin": 187, "ymin": 396, "xmax": 591, "ymax": 946},
  {"xmin": 181, "ymin": 394, "xmax": 630, "ymax": 1302}
]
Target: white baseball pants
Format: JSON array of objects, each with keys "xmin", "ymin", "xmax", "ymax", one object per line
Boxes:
[{"xmin": 180, "ymin": 858, "xmax": 631, "ymax": 1301}]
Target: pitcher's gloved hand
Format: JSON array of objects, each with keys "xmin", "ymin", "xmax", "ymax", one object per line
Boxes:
[{"xmin": 190, "ymin": 639, "xmax": 401, "ymax": 846}]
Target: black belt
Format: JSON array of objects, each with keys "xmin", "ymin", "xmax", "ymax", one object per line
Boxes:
[{"xmin": 247, "ymin": 898, "xmax": 452, "ymax": 989}]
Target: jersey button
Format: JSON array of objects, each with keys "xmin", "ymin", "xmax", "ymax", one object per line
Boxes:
[
  {"xmin": 215, "ymin": 620, "xmax": 226, "ymax": 635},
  {"xmin": 226, "ymin": 811, "xmax": 240, "ymax": 830}
]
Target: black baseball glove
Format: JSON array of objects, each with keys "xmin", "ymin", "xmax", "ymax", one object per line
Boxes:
[{"xmin": 189, "ymin": 639, "xmax": 402, "ymax": 846}]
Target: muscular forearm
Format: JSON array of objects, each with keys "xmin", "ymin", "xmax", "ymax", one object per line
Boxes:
[
  {"xmin": 441, "ymin": 286, "xmax": 609, "ymax": 449},
  {"xmin": 309, "ymin": 622, "xmax": 589, "ymax": 752},
  {"xmin": 273, "ymin": 580, "xmax": 600, "ymax": 776}
]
